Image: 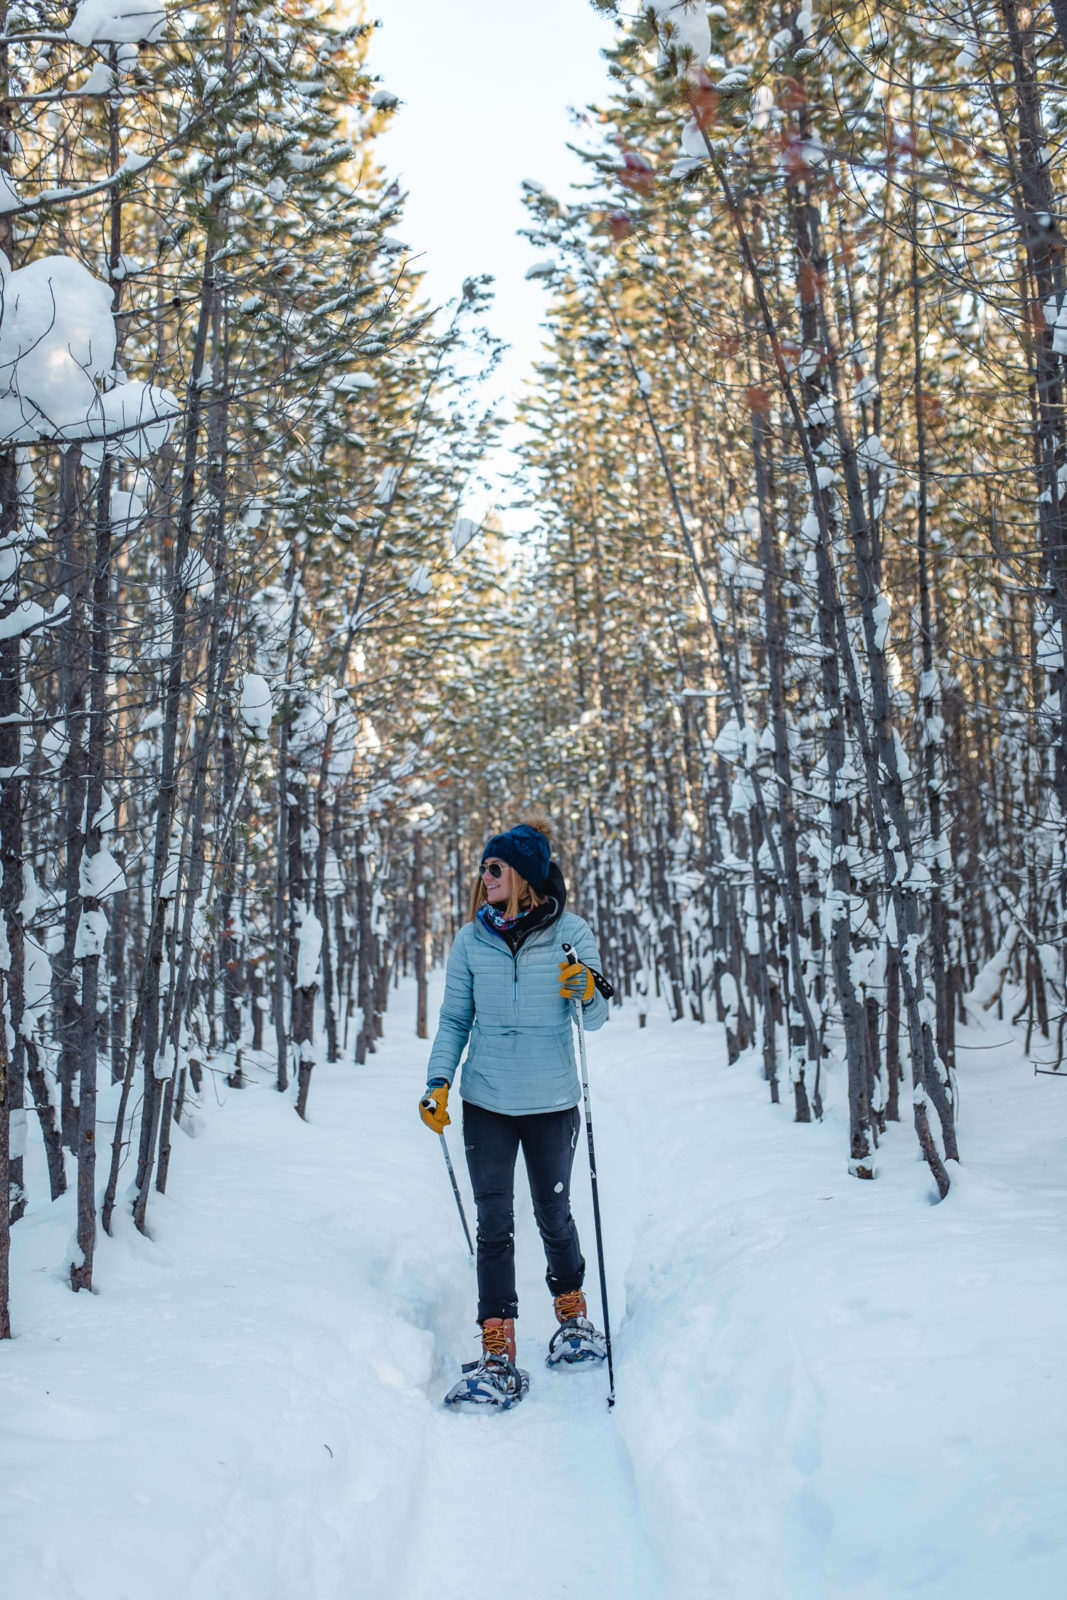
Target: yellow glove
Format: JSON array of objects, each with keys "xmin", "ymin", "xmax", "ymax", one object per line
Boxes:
[
  {"xmin": 559, "ymin": 959, "xmax": 595, "ymax": 1003},
  {"xmin": 419, "ymin": 1081, "xmax": 451, "ymax": 1133}
]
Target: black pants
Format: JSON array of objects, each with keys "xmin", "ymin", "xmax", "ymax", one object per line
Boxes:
[{"xmin": 462, "ymin": 1100, "xmax": 585, "ymax": 1322}]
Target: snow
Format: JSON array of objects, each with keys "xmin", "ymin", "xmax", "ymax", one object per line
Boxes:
[
  {"xmin": 374, "ymin": 463, "xmax": 401, "ymax": 505},
  {"xmin": 77, "ymin": 62, "xmax": 117, "ymax": 95},
  {"xmin": 872, "ymin": 591, "xmax": 891, "ymax": 651},
  {"xmin": 22, "ymin": 935, "xmax": 51, "ymax": 1028},
  {"xmin": 857, "ymin": 433, "xmax": 896, "ymax": 472},
  {"xmin": 159, "ymin": 846, "xmax": 182, "ymax": 900},
  {"xmin": 0, "ymin": 256, "xmax": 177, "ymax": 457},
  {"xmin": 109, "ymin": 488, "xmax": 146, "ymax": 534},
  {"xmin": 1050, "ymin": 294, "xmax": 1067, "ymax": 358},
  {"xmin": 713, "ymin": 714, "xmax": 745, "ymax": 762},
  {"xmin": 1036, "ymin": 617, "xmax": 1063, "ymax": 672},
  {"xmin": 72, "ymin": 905, "xmax": 108, "ymax": 957},
  {"xmin": 78, "ymin": 845, "xmax": 126, "ymax": 900},
  {"xmin": 0, "ymin": 255, "xmax": 115, "ymax": 442},
  {"xmin": 327, "ymin": 704, "xmax": 357, "ymax": 781},
  {"xmin": 749, "ymin": 84, "xmax": 775, "ymax": 130},
  {"xmin": 180, "ymin": 547, "xmax": 214, "ymax": 596},
  {"xmin": 77, "ymin": 379, "xmax": 179, "ymax": 465},
  {"xmin": 239, "ymin": 673, "xmax": 273, "ymax": 739},
  {"xmin": 451, "ymin": 515, "xmax": 479, "ymax": 553},
  {"xmin": 323, "ymin": 848, "xmax": 345, "ymax": 898},
  {"xmin": 0, "ymin": 596, "xmax": 69, "ymax": 641},
  {"xmin": 66, "ymin": 0, "xmax": 166, "ymax": 46},
  {"xmin": 4, "ymin": 981, "xmax": 1066, "ymax": 1600},
  {"xmin": 296, "ymin": 911, "xmax": 323, "ymax": 989},
  {"xmin": 650, "ymin": 0, "xmax": 712, "ymax": 69}
]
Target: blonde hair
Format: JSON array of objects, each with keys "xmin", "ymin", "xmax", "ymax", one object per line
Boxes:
[{"xmin": 468, "ymin": 816, "xmax": 553, "ymax": 922}]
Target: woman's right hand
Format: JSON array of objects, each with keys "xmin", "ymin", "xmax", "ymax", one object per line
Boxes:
[{"xmin": 419, "ymin": 1080, "xmax": 451, "ymax": 1133}]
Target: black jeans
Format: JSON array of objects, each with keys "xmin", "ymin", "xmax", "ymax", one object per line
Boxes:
[{"xmin": 462, "ymin": 1100, "xmax": 586, "ymax": 1322}]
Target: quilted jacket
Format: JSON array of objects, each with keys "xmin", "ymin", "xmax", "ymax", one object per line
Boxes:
[{"xmin": 425, "ymin": 894, "xmax": 608, "ymax": 1116}]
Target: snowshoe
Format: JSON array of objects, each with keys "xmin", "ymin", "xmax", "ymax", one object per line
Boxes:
[
  {"xmin": 546, "ymin": 1317, "xmax": 607, "ymax": 1366},
  {"xmin": 444, "ymin": 1354, "xmax": 530, "ymax": 1409},
  {"xmin": 444, "ymin": 1317, "xmax": 529, "ymax": 1409},
  {"xmin": 546, "ymin": 1290, "xmax": 607, "ymax": 1366}
]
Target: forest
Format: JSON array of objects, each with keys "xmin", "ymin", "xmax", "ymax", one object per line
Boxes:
[{"xmin": 0, "ymin": 0, "xmax": 1065, "ymax": 1347}]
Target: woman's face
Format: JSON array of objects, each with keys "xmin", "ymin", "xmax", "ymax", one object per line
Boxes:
[{"xmin": 481, "ymin": 858, "xmax": 511, "ymax": 905}]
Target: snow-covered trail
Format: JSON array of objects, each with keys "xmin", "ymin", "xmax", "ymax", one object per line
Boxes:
[
  {"xmin": 398, "ymin": 1359, "xmax": 663, "ymax": 1600},
  {"xmin": 5, "ymin": 977, "xmax": 1067, "ymax": 1600},
  {"xmin": 396, "ymin": 1086, "xmax": 665, "ymax": 1600}
]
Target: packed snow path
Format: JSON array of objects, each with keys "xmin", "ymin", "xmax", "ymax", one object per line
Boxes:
[{"xmin": 5, "ymin": 979, "xmax": 1066, "ymax": 1600}]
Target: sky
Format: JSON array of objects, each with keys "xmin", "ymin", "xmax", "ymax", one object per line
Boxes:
[{"xmin": 367, "ymin": 0, "xmax": 612, "ymax": 523}]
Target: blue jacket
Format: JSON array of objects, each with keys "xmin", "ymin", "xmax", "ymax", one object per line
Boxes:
[{"xmin": 425, "ymin": 908, "xmax": 609, "ymax": 1115}]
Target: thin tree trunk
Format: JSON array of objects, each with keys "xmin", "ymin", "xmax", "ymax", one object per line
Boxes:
[
  {"xmin": 413, "ymin": 830, "xmax": 429, "ymax": 1040},
  {"xmin": 26, "ymin": 1040, "xmax": 66, "ymax": 1201},
  {"xmin": 0, "ymin": 979, "xmax": 10, "ymax": 1338}
]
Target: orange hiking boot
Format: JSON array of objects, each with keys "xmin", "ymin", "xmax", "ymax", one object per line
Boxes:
[
  {"xmin": 547, "ymin": 1290, "xmax": 607, "ymax": 1367},
  {"xmin": 553, "ymin": 1290, "xmax": 588, "ymax": 1325},
  {"xmin": 481, "ymin": 1317, "xmax": 517, "ymax": 1362},
  {"xmin": 444, "ymin": 1318, "xmax": 529, "ymax": 1409}
]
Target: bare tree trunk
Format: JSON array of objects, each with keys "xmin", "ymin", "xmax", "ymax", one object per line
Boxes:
[
  {"xmin": 26, "ymin": 1040, "xmax": 66, "ymax": 1201},
  {"xmin": 0, "ymin": 979, "xmax": 10, "ymax": 1339},
  {"xmin": 355, "ymin": 826, "xmax": 373, "ymax": 1063},
  {"xmin": 273, "ymin": 698, "xmax": 293, "ymax": 1092},
  {"xmin": 219, "ymin": 715, "xmax": 242, "ymax": 1059},
  {"xmin": 110, "ymin": 883, "xmax": 127, "ymax": 1085},
  {"xmin": 71, "ymin": 455, "xmax": 117, "ymax": 1292},
  {"xmin": 413, "ymin": 830, "xmax": 429, "ymax": 1040},
  {"xmin": 909, "ymin": 144, "xmax": 954, "ymax": 1087},
  {"xmin": 0, "ymin": 443, "xmax": 27, "ymax": 1235},
  {"xmin": 53, "ymin": 451, "xmax": 87, "ymax": 1150}
]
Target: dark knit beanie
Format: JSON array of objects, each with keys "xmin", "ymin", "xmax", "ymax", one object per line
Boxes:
[{"xmin": 481, "ymin": 823, "xmax": 552, "ymax": 894}]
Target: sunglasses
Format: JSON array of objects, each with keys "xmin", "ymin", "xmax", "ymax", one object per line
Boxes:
[{"xmin": 480, "ymin": 861, "xmax": 505, "ymax": 880}]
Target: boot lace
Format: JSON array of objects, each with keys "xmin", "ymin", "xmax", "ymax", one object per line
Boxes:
[
  {"xmin": 481, "ymin": 1320, "xmax": 511, "ymax": 1358},
  {"xmin": 554, "ymin": 1290, "xmax": 586, "ymax": 1323}
]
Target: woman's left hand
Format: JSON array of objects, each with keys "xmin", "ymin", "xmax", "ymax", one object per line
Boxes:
[{"xmin": 559, "ymin": 958, "xmax": 594, "ymax": 1003}]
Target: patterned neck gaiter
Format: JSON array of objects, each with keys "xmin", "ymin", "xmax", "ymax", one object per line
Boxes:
[{"xmin": 478, "ymin": 899, "xmax": 540, "ymax": 937}]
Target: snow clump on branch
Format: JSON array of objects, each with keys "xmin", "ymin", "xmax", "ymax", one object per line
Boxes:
[
  {"xmin": 649, "ymin": 1, "xmax": 712, "ymax": 69},
  {"xmin": 0, "ymin": 254, "xmax": 177, "ymax": 457},
  {"xmin": 239, "ymin": 674, "xmax": 273, "ymax": 741},
  {"xmin": 66, "ymin": 0, "xmax": 166, "ymax": 46}
]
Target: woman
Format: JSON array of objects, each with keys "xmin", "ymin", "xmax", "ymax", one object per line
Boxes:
[{"xmin": 419, "ymin": 819, "xmax": 610, "ymax": 1408}]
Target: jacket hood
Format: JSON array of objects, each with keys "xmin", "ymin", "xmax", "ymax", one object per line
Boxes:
[{"xmin": 543, "ymin": 860, "xmax": 567, "ymax": 916}]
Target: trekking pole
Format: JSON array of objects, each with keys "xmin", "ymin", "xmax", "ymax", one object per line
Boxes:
[
  {"xmin": 421, "ymin": 1091, "xmax": 475, "ymax": 1257},
  {"xmin": 562, "ymin": 942, "xmax": 615, "ymax": 1409}
]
